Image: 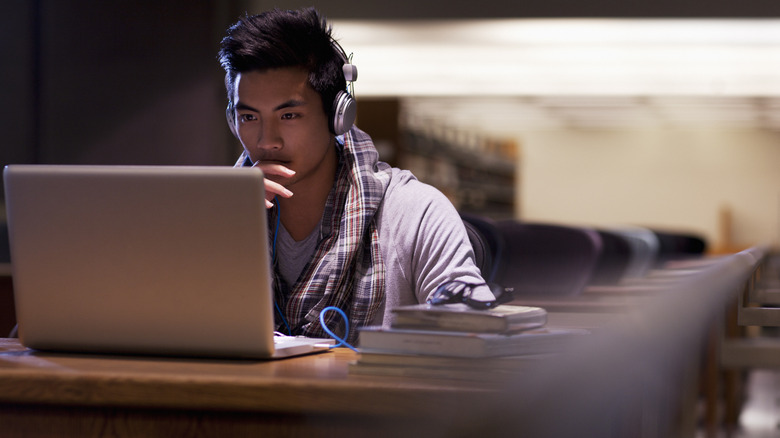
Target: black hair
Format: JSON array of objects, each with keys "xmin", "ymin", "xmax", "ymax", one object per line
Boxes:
[{"xmin": 218, "ymin": 7, "xmax": 346, "ymax": 118}]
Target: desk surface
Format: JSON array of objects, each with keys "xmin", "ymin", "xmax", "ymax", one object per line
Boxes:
[
  {"xmin": 0, "ymin": 337, "xmax": 506, "ymax": 437},
  {"xmin": 0, "ymin": 338, "xmax": 492, "ymax": 416}
]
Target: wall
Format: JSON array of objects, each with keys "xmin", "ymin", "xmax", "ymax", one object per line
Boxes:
[
  {"xmin": 0, "ymin": 1, "xmax": 35, "ymax": 169},
  {"xmin": 519, "ymin": 126, "xmax": 780, "ymax": 251},
  {"xmin": 0, "ymin": 1, "xmax": 241, "ymax": 204}
]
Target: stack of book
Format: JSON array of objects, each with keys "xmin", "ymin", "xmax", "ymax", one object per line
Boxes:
[{"xmin": 350, "ymin": 303, "xmax": 589, "ymax": 381}]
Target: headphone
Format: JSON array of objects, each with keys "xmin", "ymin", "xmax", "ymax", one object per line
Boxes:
[
  {"xmin": 226, "ymin": 39, "xmax": 358, "ymax": 138},
  {"xmin": 329, "ymin": 39, "xmax": 358, "ymax": 135}
]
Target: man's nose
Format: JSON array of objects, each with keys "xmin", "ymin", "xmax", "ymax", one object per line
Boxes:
[{"xmin": 256, "ymin": 120, "xmax": 282, "ymax": 151}]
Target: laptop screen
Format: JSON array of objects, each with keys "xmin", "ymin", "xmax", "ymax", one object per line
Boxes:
[{"xmin": 3, "ymin": 165, "xmax": 288, "ymax": 358}]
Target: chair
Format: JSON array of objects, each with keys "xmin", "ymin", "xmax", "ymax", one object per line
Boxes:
[
  {"xmin": 608, "ymin": 226, "xmax": 660, "ymax": 279},
  {"xmin": 452, "ymin": 248, "xmax": 759, "ymax": 438},
  {"xmin": 650, "ymin": 229, "xmax": 707, "ymax": 267},
  {"xmin": 711, "ymin": 246, "xmax": 774, "ymax": 433},
  {"xmin": 494, "ymin": 221, "xmax": 603, "ymax": 297},
  {"xmin": 460, "ymin": 213, "xmax": 504, "ymax": 283},
  {"xmin": 588, "ymin": 230, "xmax": 632, "ymax": 285}
]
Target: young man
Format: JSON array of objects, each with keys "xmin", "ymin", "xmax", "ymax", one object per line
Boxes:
[{"xmin": 218, "ymin": 7, "xmax": 490, "ymax": 343}]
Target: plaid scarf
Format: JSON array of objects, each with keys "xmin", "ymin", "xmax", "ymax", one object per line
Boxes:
[{"xmin": 267, "ymin": 127, "xmax": 392, "ymax": 343}]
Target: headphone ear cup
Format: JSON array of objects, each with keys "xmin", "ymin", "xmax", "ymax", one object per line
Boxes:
[
  {"xmin": 226, "ymin": 106, "xmax": 238, "ymax": 138},
  {"xmin": 330, "ymin": 90, "xmax": 356, "ymax": 135}
]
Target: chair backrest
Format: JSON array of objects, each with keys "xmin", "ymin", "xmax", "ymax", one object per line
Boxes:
[
  {"xmin": 461, "ymin": 213, "xmax": 504, "ymax": 283},
  {"xmin": 608, "ymin": 226, "xmax": 660, "ymax": 278},
  {"xmin": 495, "ymin": 221, "xmax": 603, "ymax": 297},
  {"xmin": 588, "ymin": 230, "xmax": 632, "ymax": 285},
  {"xmin": 650, "ymin": 229, "xmax": 707, "ymax": 266},
  {"xmin": 462, "ymin": 220, "xmax": 491, "ymax": 283}
]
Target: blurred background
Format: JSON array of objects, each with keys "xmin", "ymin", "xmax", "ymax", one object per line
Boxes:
[{"xmin": 2, "ymin": 0, "xmax": 780, "ymax": 253}]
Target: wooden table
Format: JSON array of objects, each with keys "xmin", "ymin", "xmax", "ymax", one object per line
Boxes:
[{"xmin": 0, "ymin": 338, "xmax": 496, "ymax": 437}]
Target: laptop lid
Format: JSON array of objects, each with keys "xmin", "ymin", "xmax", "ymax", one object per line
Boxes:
[{"xmin": 3, "ymin": 164, "xmax": 332, "ymax": 359}]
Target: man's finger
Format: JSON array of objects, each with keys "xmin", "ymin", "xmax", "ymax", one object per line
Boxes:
[
  {"xmin": 265, "ymin": 179, "xmax": 293, "ymax": 199},
  {"xmin": 252, "ymin": 161, "xmax": 296, "ymax": 178}
]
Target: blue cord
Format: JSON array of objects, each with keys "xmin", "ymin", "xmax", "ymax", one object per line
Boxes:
[
  {"xmin": 320, "ymin": 306, "xmax": 359, "ymax": 352},
  {"xmin": 274, "ymin": 302, "xmax": 292, "ymax": 335},
  {"xmin": 271, "ymin": 197, "xmax": 280, "ymax": 262},
  {"xmin": 271, "ymin": 197, "xmax": 291, "ymax": 335}
]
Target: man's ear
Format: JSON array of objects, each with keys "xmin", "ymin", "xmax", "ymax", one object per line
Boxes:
[{"xmin": 226, "ymin": 105, "xmax": 238, "ymax": 138}]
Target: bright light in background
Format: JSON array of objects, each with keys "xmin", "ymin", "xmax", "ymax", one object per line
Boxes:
[
  {"xmin": 331, "ymin": 19, "xmax": 780, "ymax": 96},
  {"xmin": 331, "ymin": 19, "xmax": 780, "ymax": 133}
]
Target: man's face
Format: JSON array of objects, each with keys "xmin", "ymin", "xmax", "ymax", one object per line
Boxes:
[{"xmin": 232, "ymin": 67, "xmax": 334, "ymax": 192}]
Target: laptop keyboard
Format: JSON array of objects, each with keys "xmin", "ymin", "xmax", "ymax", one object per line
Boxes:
[{"xmin": 273, "ymin": 334, "xmax": 336, "ymax": 347}]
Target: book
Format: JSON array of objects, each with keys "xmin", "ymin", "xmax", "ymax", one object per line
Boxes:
[
  {"xmin": 357, "ymin": 326, "xmax": 589, "ymax": 358},
  {"xmin": 349, "ymin": 351, "xmax": 554, "ymax": 381},
  {"xmin": 356, "ymin": 350, "xmax": 553, "ymax": 371},
  {"xmin": 391, "ymin": 303, "xmax": 547, "ymax": 333},
  {"xmin": 348, "ymin": 361, "xmax": 533, "ymax": 382}
]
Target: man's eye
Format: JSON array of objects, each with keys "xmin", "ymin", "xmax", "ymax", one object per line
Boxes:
[
  {"xmin": 239, "ymin": 114, "xmax": 256, "ymax": 122},
  {"xmin": 280, "ymin": 113, "xmax": 297, "ymax": 120}
]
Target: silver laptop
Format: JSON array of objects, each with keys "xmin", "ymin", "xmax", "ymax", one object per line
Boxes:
[{"xmin": 3, "ymin": 164, "xmax": 334, "ymax": 359}]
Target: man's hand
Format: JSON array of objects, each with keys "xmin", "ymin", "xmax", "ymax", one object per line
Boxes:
[{"xmin": 252, "ymin": 161, "xmax": 295, "ymax": 208}]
